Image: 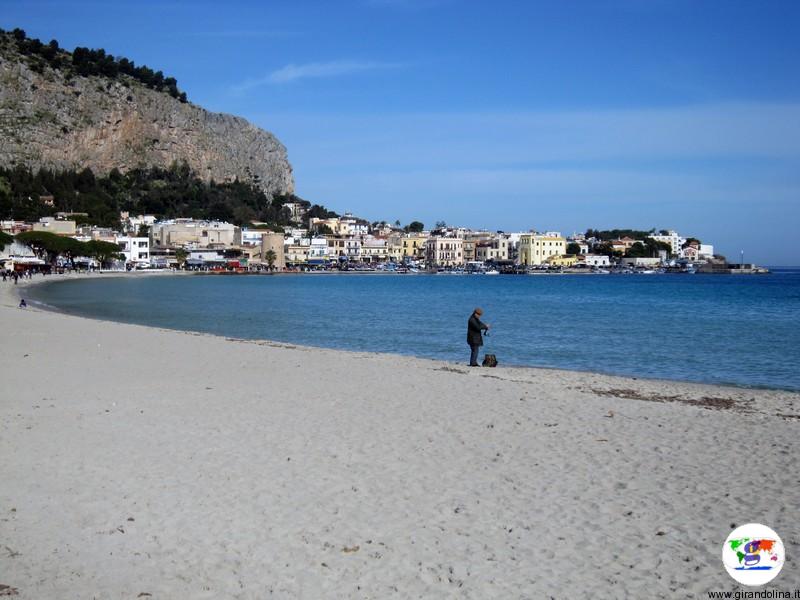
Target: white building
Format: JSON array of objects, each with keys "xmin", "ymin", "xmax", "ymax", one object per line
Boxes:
[
  {"xmin": 474, "ymin": 236, "xmax": 510, "ymax": 262},
  {"xmin": 568, "ymin": 240, "xmax": 589, "ymax": 254},
  {"xmin": 361, "ymin": 237, "xmax": 389, "ymax": 262},
  {"xmin": 425, "ymin": 237, "xmax": 464, "ymax": 267},
  {"xmin": 123, "ymin": 214, "xmax": 157, "ymax": 235},
  {"xmin": 681, "ymin": 246, "xmax": 699, "ymax": 261},
  {"xmin": 583, "ymin": 254, "xmax": 610, "ymax": 267},
  {"xmin": 115, "ymin": 236, "xmax": 150, "ymax": 267},
  {"xmin": 185, "ymin": 250, "xmax": 226, "ymax": 269},
  {"xmin": 74, "ymin": 226, "xmax": 117, "ymax": 244},
  {"xmin": 242, "ymin": 228, "xmax": 271, "ymax": 247},
  {"xmin": 283, "ymin": 202, "xmax": 308, "ymax": 224},
  {"xmin": 504, "ymin": 232, "xmax": 527, "ymax": 262},
  {"xmin": 189, "ymin": 250, "xmax": 224, "ymax": 262},
  {"xmin": 308, "ymin": 237, "xmax": 329, "ymax": 263},
  {"xmin": 621, "ymin": 257, "xmax": 661, "ymax": 267},
  {"xmin": 341, "ymin": 217, "xmax": 369, "ymax": 236},
  {"xmin": 345, "ymin": 238, "xmax": 362, "ymax": 260},
  {"xmin": 286, "ymin": 227, "xmax": 309, "ymax": 239},
  {"xmin": 1, "ymin": 241, "xmax": 44, "ymax": 271},
  {"xmin": 651, "ymin": 230, "xmax": 686, "ymax": 256}
]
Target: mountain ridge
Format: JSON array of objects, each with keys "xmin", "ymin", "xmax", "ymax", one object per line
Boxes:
[{"xmin": 0, "ymin": 29, "xmax": 294, "ymax": 198}]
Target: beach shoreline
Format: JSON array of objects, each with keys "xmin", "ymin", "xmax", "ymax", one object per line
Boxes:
[
  {"xmin": 1, "ymin": 273, "xmax": 799, "ymax": 598},
  {"xmin": 15, "ymin": 271, "xmax": 800, "ymax": 393}
]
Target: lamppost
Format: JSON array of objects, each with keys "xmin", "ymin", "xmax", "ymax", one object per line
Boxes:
[{"xmin": 740, "ymin": 250, "xmax": 744, "ymax": 268}]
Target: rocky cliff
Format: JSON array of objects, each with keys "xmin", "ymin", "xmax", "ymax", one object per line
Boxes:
[{"xmin": 0, "ymin": 34, "xmax": 294, "ymax": 197}]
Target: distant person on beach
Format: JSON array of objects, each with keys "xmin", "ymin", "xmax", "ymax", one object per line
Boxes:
[
  {"xmin": 19, "ymin": 298, "xmax": 26, "ymax": 308},
  {"xmin": 467, "ymin": 308, "xmax": 490, "ymax": 367}
]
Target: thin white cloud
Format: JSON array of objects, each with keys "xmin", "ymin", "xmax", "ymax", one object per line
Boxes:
[
  {"xmin": 270, "ymin": 60, "xmax": 399, "ymax": 83},
  {"xmin": 232, "ymin": 60, "xmax": 402, "ymax": 93}
]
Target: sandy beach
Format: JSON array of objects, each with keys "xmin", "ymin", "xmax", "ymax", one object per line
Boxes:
[{"xmin": 1, "ymin": 274, "xmax": 798, "ymax": 599}]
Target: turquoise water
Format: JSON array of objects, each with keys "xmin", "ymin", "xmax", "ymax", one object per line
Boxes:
[{"xmin": 28, "ymin": 270, "xmax": 800, "ymax": 390}]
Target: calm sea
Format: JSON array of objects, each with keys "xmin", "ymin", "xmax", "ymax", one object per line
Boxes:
[{"xmin": 28, "ymin": 269, "xmax": 800, "ymax": 391}]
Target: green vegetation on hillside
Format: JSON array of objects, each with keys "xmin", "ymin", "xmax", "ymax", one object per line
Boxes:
[
  {"xmin": 0, "ymin": 163, "xmax": 331, "ymax": 230},
  {"xmin": 593, "ymin": 237, "xmax": 673, "ymax": 257},
  {"xmin": 0, "ymin": 27, "xmax": 187, "ymax": 102},
  {"xmin": 585, "ymin": 228, "xmax": 656, "ymax": 240},
  {"xmin": 626, "ymin": 239, "xmax": 673, "ymax": 257}
]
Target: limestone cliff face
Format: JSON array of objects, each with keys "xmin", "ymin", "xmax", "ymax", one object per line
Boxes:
[{"xmin": 0, "ymin": 44, "xmax": 294, "ymax": 196}]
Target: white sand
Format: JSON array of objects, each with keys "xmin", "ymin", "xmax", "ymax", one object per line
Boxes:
[{"xmin": 1, "ymin": 274, "xmax": 798, "ymax": 599}]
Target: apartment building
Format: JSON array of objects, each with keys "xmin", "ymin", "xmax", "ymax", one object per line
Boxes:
[
  {"xmin": 474, "ymin": 237, "xmax": 509, "ymax": 262},
  {"xmin": 425, "ymin": 237, "xmax": 464, "ymax": 267},
  {"xmin": 361, "ymin": 237, "xmax": 389, "ymax": 262},
  {"xmin": 115, "ymin": 236, "xmax": 150, "ymax": 267},
  {"xmin": 400, "ymin": 234, "xmax": 428, "ymax": 260},
  {"xmin": 650, "ymin": 230, "xmax": 686, "ymax": 256},
  {"xmin": 150, "ymin": 219, "xmax": 241, "ymax": 249},
  {"xmin": 518, "ymin": 233, "xmax": 566, "ymax": 266}
]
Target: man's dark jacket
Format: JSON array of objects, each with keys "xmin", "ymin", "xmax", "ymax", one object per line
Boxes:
[{"xmin": 467, "ymin": 313, "xmax": 488, "ymax": 346}]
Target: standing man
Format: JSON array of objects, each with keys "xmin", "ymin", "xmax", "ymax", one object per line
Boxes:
[{"xmin": 467, "ymin": 307, "xmax": 489, "ymax": 367}]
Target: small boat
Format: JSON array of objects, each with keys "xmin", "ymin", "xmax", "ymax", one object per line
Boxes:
[{"xmin": 484, "ymin": 269, "xmax": 499, "ymax": 275}]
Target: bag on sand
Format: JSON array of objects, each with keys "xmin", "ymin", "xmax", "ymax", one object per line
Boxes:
[{"xmin": 482, "ymin": 354, "xmax": 498, "ymax": 367}]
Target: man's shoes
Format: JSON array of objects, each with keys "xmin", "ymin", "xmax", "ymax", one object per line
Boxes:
[{"xmin": 469, "ymin": 363, "xmax": 480, "ymax": 367}]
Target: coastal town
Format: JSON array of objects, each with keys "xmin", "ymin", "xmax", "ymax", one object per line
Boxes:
[
  {"xmin": 1, "ymin": 5, "xmax": 797, "ymax": 598},
  {"xmin": 0, "ymin": 203, "xmax": 761, "ymax": 275}
]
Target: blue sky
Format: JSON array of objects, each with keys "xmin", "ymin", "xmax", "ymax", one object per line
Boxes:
[{"xmin": 3, "ymin": 0, "xmax": 799, "ymax": 264}]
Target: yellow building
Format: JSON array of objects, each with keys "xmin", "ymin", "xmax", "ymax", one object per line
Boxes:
[
  {"xmin": 400, "ymin": 234, "xmax": 428, "ymax": 259},
  {"xmin": 325, "ymin": 235, "xmax": 347, "ymax": 258},
  {"xmin": 518, "ymin": 234, "xmax": 566, "ymax": 266},
  {"xmin": 309, "ymin": 217, "xmax": 341, "ymax": 234},
  {"xmin": 387, "ymin": 240, "xmax": 403, "ymax": 262},
  {"xmin": 545, "ymin": 254, "xmax": 579, "ymax": 267}
]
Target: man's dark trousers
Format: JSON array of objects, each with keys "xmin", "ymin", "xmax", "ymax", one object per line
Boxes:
[{"xmin": 469, "ymin": 344, "xmax": 480, "ymax": 367}]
